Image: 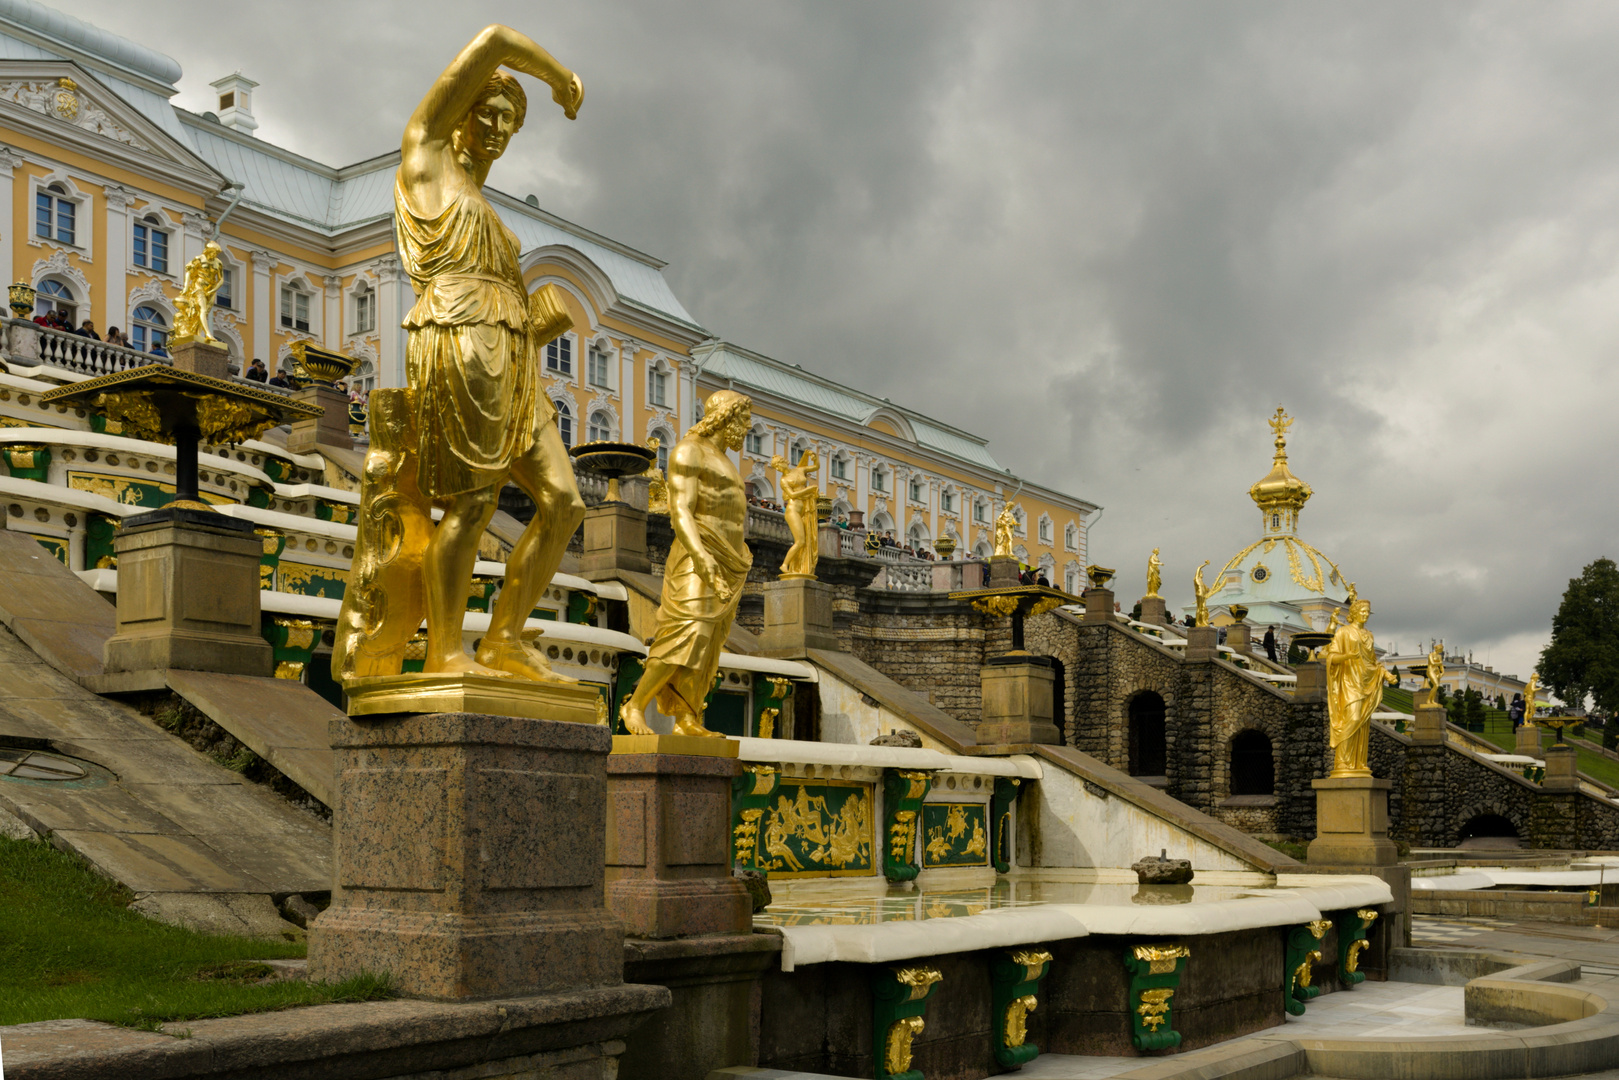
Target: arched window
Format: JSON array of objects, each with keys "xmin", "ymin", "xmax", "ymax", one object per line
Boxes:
[
  {"xmin": 791, "ymin": 438, "xmax": 810, "ymax": 466},
  {"xmin": 745, "ymin": 427, "xmax": 765, "ymax": 456},
  {"xmin": 973, "ymin": 540, "xmax": 992, "ymax": 559},
  {"xmin": 906, "ymin": 520, "xmax": 930, "ymax": 549},
  {"xmin": 131, "ymin": 306, "xmax": 168, "ymax": 355},
  {"xmin": 352, "ymin": 359, "xmax": 375, "ymax": 395},
  {"xmin": 872, "ymin": 467, "xmax": 888, "ymax": 493},
  {"xmin": 831, "ymin": 453, "xmax": 849, "ymax": 480},
  {"xmin": 35, "ymin": 183, "xmax": 75, "ymax": 244},
  {"xmin": 650, "ymin": 427, "xmax": 673, "ymax": 471},
  {"xmin": 352, "ymin": 281, "xmax": 375, "ymax": 334},
  {"xmin": 555, "ymin": 400, "xmax": 573, "ymax": 447},
  {"xmin": 34, "ymin": 278, "xmax": 75, "ymax": 322},
  {"xmin": 1128, "ymin": 692, "xmax": 1167, "ymax": 778},
  {"xmin": 1229, "ymin": 730, "xmax": 1274, "ymax": 796},
  {"xmin": 280, "ymin": 281, "xmax": 310, "ymax": 331},
  {"xmin": 587, "ymin": 409, "xmax": 613, "ymax": 443},
  {"xmin": 133, "ymin": 214, "xmax": 169, "ymax": 274}
]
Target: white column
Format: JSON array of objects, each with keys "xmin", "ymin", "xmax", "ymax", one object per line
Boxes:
[
  {"xmin": 677, "ymin": 358, "xmax": 698, "ymax": 432},
  {"xmin": 323, "ymin": 275, "xmax": 342, "ymax": 349},
  {"xmin": 250, "ymin": 250, "xmax": 275, "ymax": 365},
  {"xmin": 373, "ymin": 255, "xmax": 408, "ymax": 388},
  {"xmin": 0, "ymin": 148, "xmax": 24, "ymax": 293},
  {"xmin": 618, "ymin": 337, "xmax": 637, "ymax": 437},
  {"xmin": 101, "ymin": 185, "xmax": 135, "ymax": 333}
]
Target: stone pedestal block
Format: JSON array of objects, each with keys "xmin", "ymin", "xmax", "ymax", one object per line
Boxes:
[
  {"xmin": 1184, "ymin": 625, "xmax": 1218, "ymax": 661},
  {"xmin": 285, "ymin": 383, "xmax": 350, "ymax": 453},
  {"xmin": 1412, "ymin": 703, "xmax": 1446, "ymax": 745},
  {"xmin": 169, "ymin": 339, "xmax": 230, "ymax": 379},
  {"xmin": 1516, "ymin": 723, "xmax": 1543, "ymax": 757},
  {"xmin": 1544, "ymin": 744, "xmax": 1579, "ymax": 791},
  {"xmin": 1083, "ymin": 587, "xmax": 1114, "ymax": 625},
  {"xmin": 1294, "ymin": 661, "xmax": 1327, "ymax": 703},
  {"xmin": 1227, "ymin": 623, "xmax": 1252, "ymax": 654},
  {"xmin": 578, "ymin": 501, "xmax": 651, "ymax": 578},
  {"xmin": 977, "ymin": 655, "xmax": 1060, "ymax": 745},
  {"xmin": 1138, "ymin": 596, "xmax": 1168, "ymax": 626},
  {"xmin": 758, "ymin": 578, "xmax": 839, "ymax": 657},
  {"xmin": 309, "ymin": 710, "xmax": 625, "ymax": 1001},
  {"xmin": 1308, "ymin": 776, "xmax": 1397, "ymax": 866},
  {"xmin": 604, "ymin": 752, "xmax": 751, "ymax": 939},
  {"xmin": 103, "ymin": 515, "xmax": 272, "ymax": 676},
  {"xmin": 988, "ymin": 555, "xmax": 1021, "ymax": 587}
]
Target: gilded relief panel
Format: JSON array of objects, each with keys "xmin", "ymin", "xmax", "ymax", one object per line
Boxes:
[
  {"xmin": 921, "ymin": 802, "xmax": 990, "ymax": 868},
  {"xmin": 756, "ymin": 778, "xmax": 873, "ymax": 878}
]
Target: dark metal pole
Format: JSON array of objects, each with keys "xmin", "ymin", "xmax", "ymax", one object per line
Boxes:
[{"xmin": 174, "ymin": 422, "xmax": 200, "ymax": 503}]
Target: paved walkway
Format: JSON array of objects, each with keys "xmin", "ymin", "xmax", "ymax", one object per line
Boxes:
[{"xmin": 1016, "ymin": 914, "xmax": 1619, "ymax": 1079}]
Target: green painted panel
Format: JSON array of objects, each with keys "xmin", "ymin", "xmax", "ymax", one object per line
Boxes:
[
  {"xmin": 921, "ymin": 802, "xmax": 990, "ymax": 868},
  {"xmin": 756, "ymin": 778, "xmax": 874, "ymax": 878}
]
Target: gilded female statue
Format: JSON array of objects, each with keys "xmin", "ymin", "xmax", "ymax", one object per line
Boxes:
[
  {"xmin": 1192, "ymin": 560, "xmax": 1216, "ymax": 626},
  {"xmin": 773, "ymin": 450, "xmax": 820, "ymax": 579},
  {"xmin": 394, "ymin": 26, "xmax": 585, "ymax": 680},
  {"xmin": 1424, "ymin": 639, "xmax": 1445, "ymax": 702},
  {"xmin": 1325, "ymin": 599, "xmax": 1397, "ymax": 777},
  {"xmin": 993, "ymin": 503, "xmax": 1018, "ymax": 558},
  {"xmin": 1145, "ymin": 548, "xmax": 1162, "ymax": 598}
]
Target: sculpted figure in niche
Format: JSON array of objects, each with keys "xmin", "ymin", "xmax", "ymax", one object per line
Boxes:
[
  {"xmin": 1325, "ymin": 598, "xmax": 1397, "ymax": 777},
  {"xmin": 773, "ymin": 449, "xmax": 820, "ymax": 579},
  {"xmin": 621, "ymin": 391, "xmax": 755, "ymax": 737}
]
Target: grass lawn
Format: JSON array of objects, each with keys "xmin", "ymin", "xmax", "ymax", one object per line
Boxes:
[
  {"xmin": 1460, "ymin": 723, "xmax": 1619, "ymax": 790},
  {"xmin": 0, "ymin": 834, "xmax": 389, "ymax": 1028}
]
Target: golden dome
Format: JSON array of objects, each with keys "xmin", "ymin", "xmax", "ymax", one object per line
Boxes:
[{"xmin": 1248, "ymin": 406, "xmax": 1312, "ymax": 516}]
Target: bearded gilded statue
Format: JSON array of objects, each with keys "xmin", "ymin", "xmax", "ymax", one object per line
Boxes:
[
  {"xmin": 1325, "ymin": 598, "xmax": 1397, "ymax": 777},
  {"xmin": 621, "ymin": 391, "xmax": 755, "ymax": 737},
  {"xmin": 773, "ymin": 449, "xmax": 819, "ymax": 579},
  {"xmin": 331, "ymin": 26, "xmax": 585, "ymax": 685},
  {"xmin": 170, "ymin": 240, "xmax": 225, "ymax": 348}
]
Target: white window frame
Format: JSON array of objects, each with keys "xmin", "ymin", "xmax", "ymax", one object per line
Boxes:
[
  {"xmin": 872, "ymin": 467, "xmax": 888, "ymax": 493},
  {"xmin": 586, "ymin": 408, "xmax": 614, "ymax": 443},
  {"xmin": 34, "ymin": 276, "xmax": 77, "ymax": 322},
  {"xmin": 545, "ymin": 332, "xmax": 575, "ymax": 378},
  {"xmin": 831, "ymin": 454, "xmax": 849, "ymax": 481},
  {"xmin": 909, "ymin": 477, "xmax": 924, "ymax": 504},
  {"xmin": 647, "ymin": 358, "xmax": 672, "ymax": 408},
  {"xmin": 131, "ymin": 211, "xmax": 174, "ymax": 276},
  {"xmin": 555, "ymin": 399, "xmax": 574, "ymax": 447},
  {"xmin": 351, "ymin": 280, "xmax": 376, "ymax": 335},
  {"xmin": 586, "ymin": 340, "xmax": 613, "ymax": 389},
  {"xmin": 29, "ymin": 173, "xmax": 91, "ymax": 252},
  {"xmin": 1038, "ymin": 513, "xmax": 1053, "ymax": 545},
  {"xmin": 974, "ymin": 499, "xmax": 988, "ymax": 524},
  {"xmin": 131, "ymin": 303, "xmax": 170, "ymax": 355},
  {"xmin": 744, "ymin": 427, "xmax": 765, "ymax": 457},
  {"xmin": 279, "ymin": 275, "xmax": 314, "ymax": 334},
  {"xmin": 649, "ymin": 426, "xmax": 674, "ymax": 471}
]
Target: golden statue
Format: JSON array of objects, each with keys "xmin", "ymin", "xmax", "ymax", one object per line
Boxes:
[
  {"xmin": 1523, "ymin": 671, "xmax": 1539, "ymax": 724},
  {"xmin": 1424, "ymin": 639, "xmax": 1444, "ymax": 703},
  {"xmin": 1145, "ymin": 548, "xmax": 1162, "ymax": 598},
  {"xmin": 1325, "ymin": 598, "xmax": 1397, "ymax": 777},
  {"xmin": 1326, "ymin": 582, "xmax": 1357, "ymax": 633},
  {"xmin": 170, "ymin": 240, "xmax": 224, "ymax": 348},
  {"xmin": 643, "ymin": 437, "xmax": 668, "ymax": 514},
  {"xmin": 620, "ymin": 391, "xmax": 755, "ymax": 737},
  {"xmin": 1192, "ymin": 560, "xmax": 1216, "ymax": 626},
  {"xmin": 332, "ymin": 26, "xmax": 585, "ymax": 685},
  {"xmin": 993, "ymin": 502, "xmax": 1018, "ymax": 558},
  {"xmin": 773, "ymin": 449, "xmax": 820, "ymax": 579}
]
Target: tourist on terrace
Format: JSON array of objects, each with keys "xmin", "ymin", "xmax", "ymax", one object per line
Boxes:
[
  {"xmin": 268, "ymin": 368, "xmax": 292, "ymax": 389},
  {"xmin": 104, "ymin": 326, "xmax": 128, "ymax": 347},
  {"xmin": 245, "ymin": 359, "xmax": 268, "ymax": 382},
  {"xmin": 74, "ymin": 320, "xmax": 100, "ymax": 340},
  {"xmin": 1263, "ymin": 625, "xmax": 1278, "ymax": 661}
]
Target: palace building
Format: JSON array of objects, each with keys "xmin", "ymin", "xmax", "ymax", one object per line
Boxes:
[{"xmin": 0, "ymin": 2, "xmax": 1096, "ymax": 582}]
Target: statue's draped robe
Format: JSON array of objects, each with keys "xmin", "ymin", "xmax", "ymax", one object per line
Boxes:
[
  {"xmin": 647, "ymin": 519, "xmax": 753, "ymax": 719},
  {"xmin": 395, "ymin": 178, "xmax": 552, "ymax": 500},
  {"xmin": 1326, "ymin": 623, "xmax": 1380, "ymax": 775}
]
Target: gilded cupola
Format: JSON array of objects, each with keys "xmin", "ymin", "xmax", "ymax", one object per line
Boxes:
[{"xmin": 1249, "ymin": 406, "xmax": 1312, "ymax": 537}]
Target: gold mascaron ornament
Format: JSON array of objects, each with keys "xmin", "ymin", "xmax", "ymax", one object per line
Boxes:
[{"xmin": 331, "ymin": 25, "xmax": 586, "ymax": 691}]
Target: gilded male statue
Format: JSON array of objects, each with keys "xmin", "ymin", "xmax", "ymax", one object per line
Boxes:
[
  {"xmin": 773, "ymin": 449, "xmax": 819, "ymax": 579},
  {"xmin": 1146, "ymin": 548, "xmax": 1162, "ymax": 598},
  {"xmin": 393, "ymin": 25, "xmax": 585, "ymax": 681},
  {"xmin": 621, "ymin": 391, "xmax": 755, "ymax": 737},
  {"xmin": 1424, "ymin": 639, "xmax": 1445, "ymax": 702},
  {"xmin": 993, "ymin": 503, "xmax": 1018, "ymax": 558},
  {"xmin": 1325, "ymin": 598, "xmax": 1397, "ymax": 777},
  {"xmin": 170, "ymin": 240, "xmax": 224, "ymax": 348},
  {"xmin": 1523, "ymin": 671, "xmax": 1539, "ymax": 724}
]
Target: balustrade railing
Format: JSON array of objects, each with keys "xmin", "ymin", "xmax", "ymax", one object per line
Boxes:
[{"xmin": 4, "ymin": 318, "xmax": 170, "ymax": 377}]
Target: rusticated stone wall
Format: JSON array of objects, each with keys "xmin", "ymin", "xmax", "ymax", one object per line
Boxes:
[{"xmin": 850, "ymin": 591, "xmax": 992, "ymax": 723}]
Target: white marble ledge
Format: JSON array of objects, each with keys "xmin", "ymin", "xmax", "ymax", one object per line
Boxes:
[
  {"xmin": 1270, "ymin": 874, "xmax": 1395, "ymax": 911},
  {"xmin": 0, "ymin": 429, "xmax": 275, "ymax": 486},
  {"xmin": 0, "ymin": 473, "xmax": 127, "ymax": 515},
  {"xmin": 272, "ymin": 482, "xmax": 360, "ymax": 505},
  {"xmin": 734, "ymin": 738, "xmax": 1040, "ymax": 778},
  {"xmin": 778, "ymin": 906, "xmax": 1089, "ymax": 971},
  {"xmin": 1414, "ymin": 867, "xmax": 1618, "ymax": 890}
]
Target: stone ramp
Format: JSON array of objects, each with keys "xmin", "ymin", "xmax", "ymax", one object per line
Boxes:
[
  {"xmin": 165, "ymin": 670, "xmax": 339, "ymax": 808},
  {"xmin": 0, "ymin": 527, "xmax": 114, "ymax": 679},
  {"xmin": 0, "ymin": 625, "xmax": 330, "ymax": 935}
]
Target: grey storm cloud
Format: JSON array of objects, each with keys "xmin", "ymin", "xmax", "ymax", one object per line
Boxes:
[{"xmin": 70, "ymin": 0, "xmax": 1619, "ymax": 685}]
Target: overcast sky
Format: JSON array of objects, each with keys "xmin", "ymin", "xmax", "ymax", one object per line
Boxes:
[{"xmin": 71, "ymin": 0, "xmax": 1619, "ymax": 688}]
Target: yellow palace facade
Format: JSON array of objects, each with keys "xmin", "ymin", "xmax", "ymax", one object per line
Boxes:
[{"xmin": 0, "ymin": 3, "xmax": 1096, "ymax": 585}]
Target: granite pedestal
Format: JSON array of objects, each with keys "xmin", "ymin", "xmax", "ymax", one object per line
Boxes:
[
  {"xmin": 1412, "ymin": 702, "xmax": 1446, "ymax": 745},
  {"xmin": 1184, "ymin": 624, "xmax": 1218, "ymax": 661},
  {"xmin": 758, "ymin": 578, "xmax": 838, "ymax": 657},
  {"xmin": 1137, "ymin": 595, "xmax": 1168, "ymax": 626},
  {"xmin": 605, "ymin": 743, "xmax": 751, "ymax": 939},
  {"xmin": 169, "ymin": 339, "xmax": 231, "ymax": 379},
  {"xmin": 977, "ymin": 654, "xmax": 1060, "ymax": 745},
  {"xmin": 1082, "ymin": 586, "xmax": 1114, "ymax": 625},
  {"xmin": 1516, "ymin": 723, "xmax": 1543, "ymax": 757},
  {"xmin": 1308, "ymin": 776, "xmax": 1397, "ymax": 866},
  {"xmin": 1227, "ymin": 622, "xmax": 1252, "ymax": 653},
  {"xmin": 1544, "ymin": 744, "xmax": 1579, "ymax": 792},
  {"xmin": 286, "ymin": 382, "xmax": 352, "ymax": 453},
  {"xmin": 309, "ymin": 707, "xmax": 625, "ymax": 1001},
  {"xmin": 579, "ymin": 501, "xmax": 651, "ymax": 578},
  {"xmin": 102, "ymin": 513, "xmax": 273, "ymax": 676},
  {"xmin": 988, "ymin": 554, "xmax": 1020, "ymax": 587}
]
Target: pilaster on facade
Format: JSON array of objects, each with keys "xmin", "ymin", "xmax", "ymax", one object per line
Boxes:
[
  {"xmin": 677, "ymin": 356, "xmax": 699, "ymax": 432},
  {"xmin": 179, "ymin": 210, "xmax": 208, "ymax": 269},
  {"xmin": 323, "ymin": 274, "xmax": 342, "ymax": 349},
  {"xmin": 250, "ymin": 249, "xmax": 275, "ymax": 365}
]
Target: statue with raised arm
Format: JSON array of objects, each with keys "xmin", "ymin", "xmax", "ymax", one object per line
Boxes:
[
  {"xmin": 170, "ymin": 240, "xmax": 224, "ymax": 348},
  {"xmin": 332, "ymin": 26, "xmax": 585, "ymax": 686},
  {"xmin": 1145, "ymin": 548, "xmax": 1162, "ymax": 598},
  {"xmin": 1325, "ymin": 598, "xmax": 1397, "ymax": 777},
  {"xmin": 993, "ymin": 503, "xmax": 1018, "ymax": 558},
  {"xmin": 1192, "ymin": 560, "xmax": 1216, "ymax": 626},
  {"xmin": 1424, "ymin": 639, "xmax": 1445, "ymax": 702},
  {"xmin": 773, "ymin": 449, "xmax": 820, "ymax": 579},
  {"xmin": 621, "ymin": 391, "xmax": 755, "ymax": 737}
]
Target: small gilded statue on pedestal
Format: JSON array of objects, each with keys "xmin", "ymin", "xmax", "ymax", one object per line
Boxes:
[
  {"xmin": 993, "ymin": 502, "xmax": 1019, "ymax": 558},
  {"xmin": 773, "ymin": 449, "xmax": 819, "ymax": 579},
  {"xmin": 620, "ymin": 391, "xmax": 755, "ymax": 737},
  {"xmin": 1192, "ymin": 560, "xmax": 1216, "ymax": 626},
  {"xmin": 1146, "ymin": 548, "xmax": 1162, "ymax": 599},
  {"xmin": 170, "ymin": 240, "xmax": 225, "ymax": 348},
  {"xmin": 332, "ymin": 25, "xmax": 587, "ymax": 687},
  {"xmin": 1325, "ymin": 598, "xmax": 1397, "ymax": 777}
]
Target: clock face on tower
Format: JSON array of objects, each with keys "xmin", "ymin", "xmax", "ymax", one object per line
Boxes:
[{"xmin": 1251, "ymin": 565, "xmax": 1270, "ymax": 583}]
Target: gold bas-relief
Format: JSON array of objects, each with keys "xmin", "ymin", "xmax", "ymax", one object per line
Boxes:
[
  {"xmin": 971, "ymin": 595, "xmax": 1021, "ymax": 618},
  {"xmin": 170, "ymin": 240, "xmax": 225, "ymax": 348},
  {"xmin": 333, "ymin": 25, "xmax": 590, "ymax": 705},
  {"xmin": 1137, "ymin": 987, "xmax": 1174, "ymax": 1031},
  {"xmin": 1346, "ymin": 909, "xmax": 1379, "ymax": 974},
  {"xmin": 1326, "ymin": 597, "xmax": 1397, "ymax": 778},
  {"xmin": 1004, "ymin": 994, "xmax": 1039, "ymax": 1048},
  {"xmin": 1146, "ymin": 548, "xmax": 1162, "ymax": 598},
  {"xmin": 1132, "ymin": 943, "xmax": 1190, "ymax": 975},
  {"xmin": 885, "ymin": 1015, "xmax": 925, "ymax": 1075},
  {"xmin": 619, "ymin": 391, "xmax": 754, "ymax": 739},
  {"xmin": 1294, "ymin": 949, "xmax": 1323, "ymax": 990},
  {"xmin": 895, "ymin": 966, "xmax": 944, "ymax": 1000},
  {"xmin": 758, "ymin": 706, "xmax": 779, "ymax": 739},
  {"xmin": 773, "ymin": 449, "xmax": 819, "ymax": 579}
]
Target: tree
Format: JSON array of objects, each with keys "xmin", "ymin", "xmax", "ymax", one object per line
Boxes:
[{"xmin": 1540, "ymin": 558, "xmax": 1619, "ymax": 718}]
